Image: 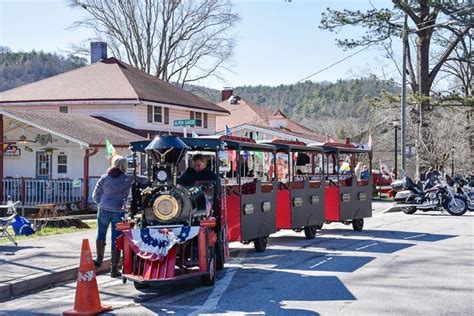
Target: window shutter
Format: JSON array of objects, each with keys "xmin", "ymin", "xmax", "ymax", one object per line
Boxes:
[
  {"xmin": 147, "ymin": 105, "xmax": 152, "ymax": 123},
  {"xmin": 190, "ymin": 111, "xmax": 194, "ymax": 127},
  {"xmin": 204, "ymin": 113, "xmax": 208, "ymax": 128},
  {"xmin": 164, "ymin": 108, "xmax": 169, "ymax": 124}
]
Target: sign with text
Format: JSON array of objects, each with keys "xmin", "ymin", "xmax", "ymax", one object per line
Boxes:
[
  {"xmin": 174, "ymin": 119, "xmax": 199, "ymax": 127},
  {"xmin": 3, "ymin": 145, "xmax": 21, "ymax": 158}
]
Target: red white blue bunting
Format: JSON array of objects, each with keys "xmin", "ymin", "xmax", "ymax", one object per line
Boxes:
[{"xmin": 123, "ymin": 226, "xmax": 200, "ymax": 261}]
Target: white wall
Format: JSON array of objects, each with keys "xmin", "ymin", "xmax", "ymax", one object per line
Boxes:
[
  {"xmin": 6, "ymin": 103, "xmax": 219, "ymax": 135},
  {"xmin": 135, "ymin": 104, "xmax": 217, "ymax": 135},
  {"xmin": 3, "ymin": 123, "xmax": 132, "ymax": 179}
]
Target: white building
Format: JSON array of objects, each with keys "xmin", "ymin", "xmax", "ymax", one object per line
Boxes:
[
  {"xmin": 215, "ymin": 89, "xmax": 327, "ymax": 144},
  {"xmin": 0, "ymin": 43, "xmax": 229, "ymax": 206}
]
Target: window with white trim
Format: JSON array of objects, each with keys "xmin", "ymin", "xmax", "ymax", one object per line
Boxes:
[
  {"xmin": 195, "ymin": 112, "xmax": 202, "ymax": 127},
  {"xmin": 57, "ymin": 153, "xmax": 67, "ymax": 174},
  {"xmin": 154, "ymin": 106, "xmax": 162, "ymax": 123}
]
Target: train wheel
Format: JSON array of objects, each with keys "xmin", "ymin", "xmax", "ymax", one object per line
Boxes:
[
  {"xmin": 254, "ymin": 237, "xmax": 268, "ymax": 252},
  {"xmin": 201, "ymin": 248, "xmax": 216, "ymax": 286},
  {"xmin": 304, "ymin": 225, "xmax": 317, "ymax": 239},
  {"xmin": 352, "ymin": 218, "xmax": 364, "ymax": 231},
  {"xmin": 134, "ymin": 281, "xmax": 149, "ymax": 290}
]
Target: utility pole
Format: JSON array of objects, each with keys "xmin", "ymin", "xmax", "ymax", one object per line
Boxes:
[{"xmin": 401, "ymin": 10, "xmax": 408, "ymax": 179}]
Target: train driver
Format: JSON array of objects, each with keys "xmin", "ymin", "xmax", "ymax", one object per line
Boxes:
[{"xmin": 178, "ymin": 154, "xmax": 219, "ymax": 186}]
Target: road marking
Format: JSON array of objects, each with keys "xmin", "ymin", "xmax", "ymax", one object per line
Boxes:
[
  {"xmin": 404, "ymin": 234, "xmax": 426, "ymax": 240},
  {"xmin": 309, "ymin": 257, "xmax": 332, "ymax": 269},
  {"xmin": 189, "ymin": 250, "xmax": 246, "ymax": 316},
  {"xmin": 355, "ymin": 242, "xmax": 379, "ymax": 250}
]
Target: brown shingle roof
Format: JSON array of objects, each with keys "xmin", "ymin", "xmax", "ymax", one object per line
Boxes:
[
  {"xmin": 0, "ymin": 109, "xmax": 144, "ymax": 146},
  {"xmin": 216, "ymin": 97, "xmax": 324, "ymax": 139},
  {"xmin": 0, "ymin": 58, "xmax": 229, "ymax": 114},
  {"xmin": 246, "ymin": 123, "xmax": 327, "ymax": 143}
]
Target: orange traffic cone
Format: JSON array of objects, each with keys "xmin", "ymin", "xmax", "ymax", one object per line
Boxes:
[{"xmin": 63, "ymin": 239, "xmax": 112, "ymax": 315}]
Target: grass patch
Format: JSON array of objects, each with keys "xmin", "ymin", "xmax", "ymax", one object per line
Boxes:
[{"xmin": 0, "ymin": 220, "xmax": 97, "ymax": 244}]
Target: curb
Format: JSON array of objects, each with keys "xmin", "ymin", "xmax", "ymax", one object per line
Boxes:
[{"xmin": 0, "ymin": 259, "xmax": 111, "ymax": 303}]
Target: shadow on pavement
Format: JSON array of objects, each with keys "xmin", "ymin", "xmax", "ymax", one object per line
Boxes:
[
  {"xmin": 319, "ymin": 228, "xmax": 457, "ymax": 242},
  {"xmin": 231, "ymin": 247, "xmax": 376, "ymax": 273},
  {"xmin": 0, "ymin": 245, "xmax": 44, "ymax": 255},
  {"xmin": 271, "ymin": 235, "xmax": 415, "ymax": 254}
]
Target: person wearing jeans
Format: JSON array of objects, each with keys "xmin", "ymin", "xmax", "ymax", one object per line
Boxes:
[{"xmin": 92, "ymin": 155, "xmax": 132, "ymax": 277}]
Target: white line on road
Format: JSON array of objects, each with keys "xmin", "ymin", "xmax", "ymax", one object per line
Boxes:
[
  {"xmin": 189, "ymin": 250, "xmax": 246, "ymax": 316},
  {"xmin": 404, "ymin": 234, "xmax": 426, "ymax": 240},
  {"xmin": 309, "ymin": 257, "xmax": 332, "ymax": 268},
  {"xmin": 355, "ymin": 242, "xmax": 379, "ymax": 250}
]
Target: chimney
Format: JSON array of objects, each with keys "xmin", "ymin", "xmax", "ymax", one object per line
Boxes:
[
  {"xmin": 90, "ymin": 42, "xmax": 107, "ymax": 64},
  {"xmin": 221, "ymin": 87, "xmax": 233, "ymax": 101}
]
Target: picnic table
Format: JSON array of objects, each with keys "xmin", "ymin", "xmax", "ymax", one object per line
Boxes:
[{"xmin": 35, "ymin": 200, "xmax": 82, "ymax": 219}]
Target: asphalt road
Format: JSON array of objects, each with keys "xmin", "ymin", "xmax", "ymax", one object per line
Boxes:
[{"xmin": 1, "ymin": 202, "xmax": 473, "ymax": 315}]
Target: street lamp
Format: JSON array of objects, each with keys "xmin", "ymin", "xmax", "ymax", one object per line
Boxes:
[
  {"xmin": 392, "ymin": 118, "xmax": 400, "ymax": 179},
  {"xmin": 451, "ymin": 146, "xmax": 455, "ymax": 177}
]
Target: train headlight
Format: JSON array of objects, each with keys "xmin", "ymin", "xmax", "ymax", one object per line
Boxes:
[
  {"xmin": 152, "ymin": 195, "xmax": 180, "ymax": 221},
  {"xmin": 156, "ymin": 169, "xmax": 168, "ymax": 182}
]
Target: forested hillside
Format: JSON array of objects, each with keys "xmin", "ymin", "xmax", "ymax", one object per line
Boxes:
[
  {"xmin": 0, "ymin": 47, "xmax": 87, "ymax": 92},
  {"xmin": 0, "ymin": 47, "xmax": 398, "ymax": 126}
]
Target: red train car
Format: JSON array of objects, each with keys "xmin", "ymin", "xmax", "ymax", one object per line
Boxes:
[
  {"xmin": 310, "ymin": 141, "xmax": 373, "ymax": 231},
  {"xmin": 116, "ymin": 135, "xmax": 373, "ymax": 291}
]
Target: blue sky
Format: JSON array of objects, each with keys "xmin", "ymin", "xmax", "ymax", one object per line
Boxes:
[{"xmin": 0, "ymin": 0, "xmax": 400, "ymax": 89}]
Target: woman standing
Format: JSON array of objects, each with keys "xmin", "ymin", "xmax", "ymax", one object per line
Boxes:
[{"xmin": 92, "ymin": 155, "xmax": 132, "ymax": 277}]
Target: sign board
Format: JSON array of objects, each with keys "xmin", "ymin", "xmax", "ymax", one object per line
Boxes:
[
  {"xmin": 73, "ymin": 179, "xmax": 82, "ymax": 188},
  {"xmin": 3, "ymin": 145, "xmax": 21, "ymax": 158},
  {"xmin": 174, "ymin": 119, "xmax": 197, "ymax": 127}
]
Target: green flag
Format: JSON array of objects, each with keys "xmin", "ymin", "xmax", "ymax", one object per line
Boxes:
[
  {"xmin": 253, "ymin": 133, "xmax": 264, "ymax": 161},
  {"xmin": 105, "ymin": 138, "xmax": 116, "ymax": 160}
]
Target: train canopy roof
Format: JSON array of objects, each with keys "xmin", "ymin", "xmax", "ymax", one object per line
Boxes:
[
  {"xmin": 130, "ymin": 135, "xmax": 276, "ymax": 153},
  {"xmin": 258, "ymin": 139, "xmax": 324, "ymax": 153}
]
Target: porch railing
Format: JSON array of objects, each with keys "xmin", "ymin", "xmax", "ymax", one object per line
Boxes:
[{"xmin": 1, "ymin": 178, "xmax": 99, "ymax": 207}]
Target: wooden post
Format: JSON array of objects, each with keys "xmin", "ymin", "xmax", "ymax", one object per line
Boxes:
[{"xmin": 82, "ymin": 147, "xmax": 99, "ymax": 209}]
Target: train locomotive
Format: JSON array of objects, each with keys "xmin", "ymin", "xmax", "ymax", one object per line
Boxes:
[
  {"xmin": 116, "ymin": 134, "xmax": 373, "ymax": 291},
  {"xmin": 117, "ymin": 135, "xmax": 222, "ymax": 289}
]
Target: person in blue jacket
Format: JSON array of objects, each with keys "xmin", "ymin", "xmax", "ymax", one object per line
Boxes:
[{"xmin": 92, "ymin": 155, "xmax": 132, "ymax": 277}]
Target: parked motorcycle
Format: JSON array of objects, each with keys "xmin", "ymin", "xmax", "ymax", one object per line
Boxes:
[
  {"xmin": 453, "ymin": 175, "xmax": 474, "ymax": 211},
  {"xmin": 391, "ymin": 174, "xmax": 468, "ymax": 216}
]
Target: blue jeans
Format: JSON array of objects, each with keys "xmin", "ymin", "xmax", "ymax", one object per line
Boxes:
[{"xmin": 97, "ymin": 209, "xmax": 124, "ymax": 251}]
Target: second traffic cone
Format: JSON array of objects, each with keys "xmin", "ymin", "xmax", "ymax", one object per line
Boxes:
[{"xmin": 63, "ymin": 239, "xmax": 112, "ymax": 315}]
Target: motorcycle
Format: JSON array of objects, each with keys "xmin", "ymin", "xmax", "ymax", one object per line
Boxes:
[
  {"xmin": 391, "ymin": 174, "xmax": 468, "ymax": 216},
  {"xmin": 453, "ymin": 175, "xmax": 474, "ymax": 211}
]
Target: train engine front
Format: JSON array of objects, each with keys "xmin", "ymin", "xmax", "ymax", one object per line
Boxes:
[
  {"xmin": 140, "ymin": 135, "xmax": 210, "ymax": 227},
  {"xmin": 118, "ymin": 135, "xmax": 219, "ymax": 290}
]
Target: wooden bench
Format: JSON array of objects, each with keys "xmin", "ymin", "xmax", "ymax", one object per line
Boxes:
[{"xmin": 35, "ymin": 200, "xmax": 82, "ymax": 219}]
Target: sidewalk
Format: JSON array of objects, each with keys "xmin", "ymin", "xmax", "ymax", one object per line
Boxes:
[{"xmin": 0, "ymin": 229, "xmax": 111, "ymax": 302}]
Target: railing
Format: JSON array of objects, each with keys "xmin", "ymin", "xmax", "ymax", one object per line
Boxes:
[{"xmin": 1, "ymin": 178, "xmax": 98, "ymax": 206}]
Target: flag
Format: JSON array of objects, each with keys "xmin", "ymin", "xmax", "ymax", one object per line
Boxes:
[
  {"xmin": 225, "ymin": 125, "xmax": 231, "ymax": 136},
  {"xmin": 368, "ymin": 134, "xmax": 373, "ymax": 149},
  {"xmin": 192, "ymin": 131, "xmax": 199, "ymax": 138},
  {"xmin": 254, "ymin": 151, "xmax": 264, "ymax": 161},
  {"xmin": 105, "ymin": 138, "xmax": 116, "ymax": 160}
]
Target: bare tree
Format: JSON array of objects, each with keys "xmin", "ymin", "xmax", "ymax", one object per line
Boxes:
[{"xmin": 69, "ymin": 0, "xmax": 239, "ymax": 87}]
